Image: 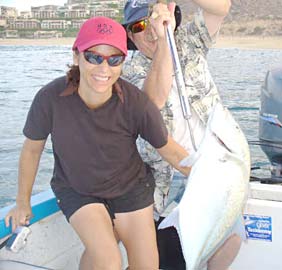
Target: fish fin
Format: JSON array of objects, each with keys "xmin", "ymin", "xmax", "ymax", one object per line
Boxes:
[{"xmin": 158, "ymin": 207, "xmax": 179, "ymax": 231}]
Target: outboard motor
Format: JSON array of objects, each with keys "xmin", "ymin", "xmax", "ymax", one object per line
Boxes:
[{"xmin": 259, "ymin": 67, "xmax": 282, "ymax": 183}]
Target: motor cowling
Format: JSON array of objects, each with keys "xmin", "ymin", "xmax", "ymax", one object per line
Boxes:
[{"xmin": 259, "ymin": 67, "xmax": 282, "ymax": 182}]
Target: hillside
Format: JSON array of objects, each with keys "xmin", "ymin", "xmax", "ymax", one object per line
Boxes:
[{"xmin": 174, "ymin": 0, "xmax": 282, "ymax": 36}]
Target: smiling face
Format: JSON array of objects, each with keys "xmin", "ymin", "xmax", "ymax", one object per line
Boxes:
[
  {"xmin": 73, "ymin": 44, "xmax": 124, "ymax": 108},
  {"xmin": 127, "ymin": 19, "xmax": 158, "ymax": 59}
]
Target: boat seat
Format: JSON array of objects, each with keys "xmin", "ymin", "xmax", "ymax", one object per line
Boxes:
[{"xmin": 0, "ymin": 260, "xmax": 53, "ymax": 270}]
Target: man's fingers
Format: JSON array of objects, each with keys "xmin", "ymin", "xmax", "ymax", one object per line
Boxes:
[
  {"xmin": 168, "ymin": 2, "xmax": 176, "ymax": 15},
  {"xmin": 150, "ymin": 3, "xmax": 174, "ymax": 28},
  {"xmin": 168, "ymin": 2, "xmax": 177, "ymax": 30},
  {"xmin": 151, "ymin": 11, "xmax": 159, "ymax": 19}
]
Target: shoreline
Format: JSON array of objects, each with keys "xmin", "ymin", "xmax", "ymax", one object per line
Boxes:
[
  {"xmin": 0, "ymin": 36, "xmax": 282, "ymax": 49},
  {"xmin": 215, "ymin": 36, "xmax": 282, "ymax": 50},
  {"xmin": 0, "ymin": 37, "xmax": 75, "ymax": 46}
]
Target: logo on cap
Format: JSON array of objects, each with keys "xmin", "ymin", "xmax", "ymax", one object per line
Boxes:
[
  {"xmin": 129, "ymin": 0, "xmax": 154, "ymax": 8},
  {"xmin": 97, "ymin": 23, "xmax": 113, "ymax": 34}
]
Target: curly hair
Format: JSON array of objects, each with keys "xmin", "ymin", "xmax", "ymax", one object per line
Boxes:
[
  {"xmin": 66, "ymin": 64, "xmax": 80, "ymax": 90},
  {"xmin": 66, "ymin": 49, "xmax": 80, "ymax": 90}
]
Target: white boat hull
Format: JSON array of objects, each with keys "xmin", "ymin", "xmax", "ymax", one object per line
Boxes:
[
  {"xmin": 231, "ymin": 182, "xmax": 282, "ymax": 270},
  {"xmin": 0, "ymin": 190, "xmax": 128, "ymax": 269},
  {"xmin": 1, "ymin": 183, "xmax": 282, "ymax": 270}
]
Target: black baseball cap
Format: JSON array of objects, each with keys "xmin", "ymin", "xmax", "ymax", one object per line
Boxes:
[
  {"xmin": 123, "ymin": 0, "xmax": 182, "ymax": 50},
  {"xmin": 123, "ymin": 0, "xmax": 156, "ymax": 26}
]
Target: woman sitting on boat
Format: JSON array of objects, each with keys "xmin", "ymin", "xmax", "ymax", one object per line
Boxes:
[{"xmin": 4, "ymin": 16, "xmax": 190, "ymax": 270}]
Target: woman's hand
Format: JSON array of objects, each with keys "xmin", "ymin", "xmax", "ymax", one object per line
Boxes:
[
  {"xmin": 5, "ymin": 202, "xmax": 32, "ymax": 232},
  {"xmin": 157, "ymin": 136, "xmax": 191, "ymax": 177}
]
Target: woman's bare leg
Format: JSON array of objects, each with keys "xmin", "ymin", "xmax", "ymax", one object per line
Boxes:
[
  {"xmin": 70, "ymin": 203, "xmax": 122, "ymax": 270},
  {"xmin": 114, "ymin": 204, "xmax": 159, "ymax": 270}
]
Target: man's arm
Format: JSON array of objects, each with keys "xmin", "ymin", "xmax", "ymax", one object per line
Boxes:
[
  {"xmin": 193, "ymin": 0, "xmax": 231, "ymax": 37},
  {"xmin": 142, "ymin": 2, "xmax": 176, "ymax": 109},
  {"xmin": 142, "ymin": 37, "xmax": 173, "ymax": 109}
]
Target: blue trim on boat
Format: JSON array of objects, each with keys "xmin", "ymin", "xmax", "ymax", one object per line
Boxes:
[{"xmin": 0, "ymin": 189, "xmax": 60, "ymax": 239}]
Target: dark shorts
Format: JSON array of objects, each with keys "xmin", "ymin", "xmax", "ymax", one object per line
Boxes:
[{"xmin": 52, "ymin": 175, "xmax": 155, "ymax": 223}]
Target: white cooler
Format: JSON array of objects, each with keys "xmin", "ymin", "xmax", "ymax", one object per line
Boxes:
[{"xmin": 231, "ymin": 182, "xmax": 282, "ymax": 270}]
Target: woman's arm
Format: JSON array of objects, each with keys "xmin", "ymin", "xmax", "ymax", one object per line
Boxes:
[
  {"xmin": 156, "ymin": 135, "xmax": 191, "ymax": 176},
  {"xmin": 5, "ymin": 138, "xmax": 46, "ymax": 231}
]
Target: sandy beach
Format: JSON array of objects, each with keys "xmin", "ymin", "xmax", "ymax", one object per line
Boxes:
[
  {"xmin": 0, "ymin": 37, "xmax": 75, "ymax": 46},
  {"xmin": 0, "ymin": 36, "xmax": 282, "ymax": 50},
  {"xmin": 215, "ymin": 36, "xmax": 282, "ymax": 50}
]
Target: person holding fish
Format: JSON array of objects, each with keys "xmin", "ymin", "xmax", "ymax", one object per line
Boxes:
[
  {"xmin": 122, "ymin": 0, "xmax": 245, "ymax": 269},
  {"xmin": 4, "ymin": 16, "xmax": 192, "ymax": 270}
]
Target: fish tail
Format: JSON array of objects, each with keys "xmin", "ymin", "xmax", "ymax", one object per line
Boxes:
[{"xmin": 158, "ymin": 207, "xmax": 180, "ymax": 231}]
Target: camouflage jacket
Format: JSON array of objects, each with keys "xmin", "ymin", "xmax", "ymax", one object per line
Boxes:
[{"xmin": 122, "ymin": 10, "xmax": 221, "ymax": 216}]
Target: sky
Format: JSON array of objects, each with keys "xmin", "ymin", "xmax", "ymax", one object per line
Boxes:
[{"xmin": 0, "ymin": 0, "xmax": 67, "ymax": 11}]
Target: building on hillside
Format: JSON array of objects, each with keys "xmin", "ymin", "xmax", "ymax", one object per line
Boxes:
[
  {"xmin": 41, "ymin": 20, "xmax": 69, "ymax": 29},
  {"xmin": 0, "ymin": 16, "xmax": 7, "ymax": 28},
  {"xmin": 65, "ymin": 4, "xmax": 89, "ymax": 18},
  {"xmin": 67, "ymin": 0, "xmax": 85, "ymax": 5},
  {"xmin": 0, "ymin": 6, "xmax": 18, "ymax": 18},
  {"xmin": 9, "ymin": 19, "xmax": 40, "ymax": 29},
  {"xmin": 118, "ymin": 0, "xmax": 126, "ymax": 8},
  {"xmin": 90, "ymin": 8, "xmax": 118, "ymax": 18},
  {"xmin": 2, "ymin": 29, "xmax": 19, "ymax": 38},
  {"xmin": 31, "ymin": 5, "xmax": 60, "ymax": 19},
  {"xmin": 19, "ymin": 11, "xmax": 32, "ymax": 19},
  {"xmin": 34, "ymin": 30, "xmax": 63, "ymax": 38},
  {"xmin": 96, "ymin": 0, "xmax": 125, "ymax": 8},
  {"xmin": 71, "ymin": 19, "xmax": 87, "ymax": 29}
]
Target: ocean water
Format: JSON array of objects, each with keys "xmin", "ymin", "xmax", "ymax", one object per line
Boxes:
[{"xmin": 0, "ymin": 45, "xmax": 281, "ymax": 207}]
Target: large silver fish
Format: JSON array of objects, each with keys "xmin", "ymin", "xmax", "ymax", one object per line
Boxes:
[{"xmin": 159, "ymin": 102, "xmax": 250, "ymax": 270}]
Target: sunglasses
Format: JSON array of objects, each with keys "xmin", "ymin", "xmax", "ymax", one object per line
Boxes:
[
  {"xmin": 83, "ymin": 51, "xmax": 125, "ymax": 67},
  {"xmin": 127, "ymin": 19, "xmax": 148, "ymax": 34}
]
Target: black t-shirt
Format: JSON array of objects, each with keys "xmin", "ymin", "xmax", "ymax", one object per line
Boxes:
[{"xmin": 24, "ymin": 76, "xmax": 168, "ymax": 198}]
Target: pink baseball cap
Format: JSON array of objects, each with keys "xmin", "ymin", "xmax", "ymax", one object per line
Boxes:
[{"xmin": 73, "ymin": 16, "xmax": 127, "ymax": 56}]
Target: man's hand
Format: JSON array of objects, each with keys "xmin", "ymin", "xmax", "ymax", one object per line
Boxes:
[{"xmin": 148, "ymin": 2, "xmax": 176, "ymax": 41}]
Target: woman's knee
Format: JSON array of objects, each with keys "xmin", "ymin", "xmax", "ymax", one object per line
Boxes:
[
  {"xmin": 114, "ymin": 206, "xmax": 158, "ymax": 269},
  {"xmin": 81, "ymin": 248, "xmax": 122, "ymax": 270}
]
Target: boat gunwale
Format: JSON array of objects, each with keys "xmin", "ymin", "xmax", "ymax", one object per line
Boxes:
[{"xmin": 0, "ymin": 189, "xmax": 59, "ymax": 239}]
